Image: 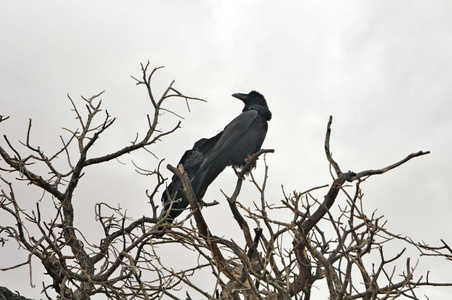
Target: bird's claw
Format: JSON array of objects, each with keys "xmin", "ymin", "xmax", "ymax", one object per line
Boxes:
[{"xmin": 245, "ymin": 156, "xmax": 258, "ymax": 169}]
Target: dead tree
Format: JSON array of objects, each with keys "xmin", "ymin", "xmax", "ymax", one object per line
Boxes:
[
  {"xmin": 1, "ymin": 64, "xmax": 451, "ymax": 299},
  {"xmin": 0, "ymin": 62, "xmax": 207, "ymax": 299},
  {"xmin": 164, "ymin": 121, "xmax": 452, "ymax": 299}
]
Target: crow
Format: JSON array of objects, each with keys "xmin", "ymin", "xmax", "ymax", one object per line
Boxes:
[
  {"xmin": 191, "ymin": 91, "xmax": 272, "ymax": 200},
  {"xmin": 159, "ymin": 91, "xmax": 271, "ymax": 229}
]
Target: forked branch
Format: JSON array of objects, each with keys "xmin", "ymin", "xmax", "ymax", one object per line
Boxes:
[{"xmin": 302, "ymin": 116, "xmax": 429, "ymax": 235}]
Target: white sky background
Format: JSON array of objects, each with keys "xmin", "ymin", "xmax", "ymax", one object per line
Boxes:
[{"xmin": 1, "ymin": 0, "xmax": 452, "ymax": 298}]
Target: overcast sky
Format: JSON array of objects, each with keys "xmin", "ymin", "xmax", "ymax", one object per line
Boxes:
[{"xmin": 1, "ymin": 1, "xmax": 452, "ymax": 298}]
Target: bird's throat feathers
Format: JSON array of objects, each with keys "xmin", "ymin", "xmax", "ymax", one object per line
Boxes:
[{"xmin": 244, "ymin": 104, "xmax": 272, "ymax": 121}]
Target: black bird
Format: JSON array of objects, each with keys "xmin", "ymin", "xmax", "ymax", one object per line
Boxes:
[
  {"xmin": 160, "ymin": 91, "xmax": 271, "ymax": 227},
  {"xmin": 191, "ymin": 91, "xmax": 272, "ymax": 199}
]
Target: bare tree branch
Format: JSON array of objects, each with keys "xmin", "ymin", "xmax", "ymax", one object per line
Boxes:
[{"xmin": 1, "ymin": 69, "xmax": 450, "ymax": 300}]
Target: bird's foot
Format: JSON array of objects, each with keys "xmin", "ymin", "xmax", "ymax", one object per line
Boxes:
[{"xmin": 245, "ymin": 156, "xmax": 258, "ymax": 169}]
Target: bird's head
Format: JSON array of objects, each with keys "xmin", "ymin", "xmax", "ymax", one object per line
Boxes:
[{"xmin": 232, "ymin": 91, "xmax": 271, "ymax": 120}]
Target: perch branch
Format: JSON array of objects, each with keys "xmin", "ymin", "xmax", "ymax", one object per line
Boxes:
[{"xmin": 167, "ymin": 164, "xmax": 236, "ymax": 281}]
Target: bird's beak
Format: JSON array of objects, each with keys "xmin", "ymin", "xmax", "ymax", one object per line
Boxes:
[{"xmin": 232, "ymin": 93, "xmax": 248, "ymax": 101}]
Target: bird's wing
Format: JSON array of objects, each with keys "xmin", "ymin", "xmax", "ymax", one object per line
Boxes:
[
  {"xmin": 191, "ymin": 110, "xmax": 258, "ymax": 198},
  {"xmin": 196, "ymin": 132, "xmax": 223, "ymax": 155},
  {"xmin": 211, "ymin": 110, "xmax": 258, "ymax": 154},
  {"xmin": 176, "ymin": 133, "xmax": 223, "ymax": 172},
  {"xmin": 179, "ymin": 149, "xmax": 203, "ymax": 170}
]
